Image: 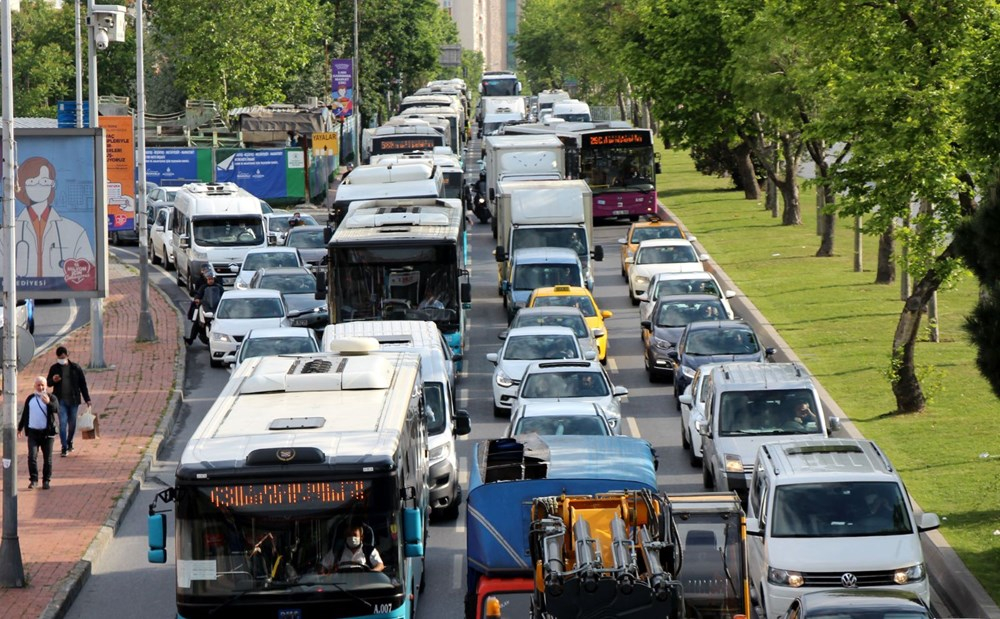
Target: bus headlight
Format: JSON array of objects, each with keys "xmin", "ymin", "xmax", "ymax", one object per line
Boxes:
[
  {"xmin": 894, "ymin": 563, "xmax": 925, "ymax": 584},
  {"xmin": 495, "ymin": 370, "xmax": 513, "ymax": 388},
  {"xmin": 429, "ymin": 443, "xmax": 451, "ymax": 462},
  {"xmin": 768, "ymin": 567, "xmax": 804, "ymax": 587}
]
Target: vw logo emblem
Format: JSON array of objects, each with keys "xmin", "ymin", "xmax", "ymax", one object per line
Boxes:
[
  {"xmin": 277, "ymin": 448, "xmax": 295, "ymax": 462},
  {"xmin": 840, "ymin": 573, "xmax": 858, "ymax": 588}
]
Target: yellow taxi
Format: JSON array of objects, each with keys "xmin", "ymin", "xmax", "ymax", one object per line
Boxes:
[
  {"xmin": 527, "ymin": 285, "xmax": 612, "ymax": 363},
  {"xmin": 618, "ymin": 216, "xmax": 686, "ymax": 278}
]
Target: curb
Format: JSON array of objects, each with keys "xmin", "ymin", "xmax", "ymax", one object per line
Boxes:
[
  {"xmin": 39, "ymin": 266, "xmax": 188, "ymax": 619},
  {"xmin": 656, "ymin": 200, "xmax": 999, "ymax": 619}
]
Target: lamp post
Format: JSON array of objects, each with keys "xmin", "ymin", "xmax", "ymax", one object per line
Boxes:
[
  {"xmin": 134, "ymin": 0, "xmax": 155, "ymax": 341},
  {"xmin": 0, "ymin": 0, "xmax": 26, "ymax": 587},
  {"xmin": 352, "ymin": 0, "xmax": 360, "ymax": 163}
]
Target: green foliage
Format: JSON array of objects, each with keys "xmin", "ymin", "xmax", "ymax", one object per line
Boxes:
[{"xmin": 10, "ymin": 0, "xmax": 76, "ymax": 117}]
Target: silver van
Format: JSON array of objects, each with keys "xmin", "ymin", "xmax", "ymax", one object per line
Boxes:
[
  {"xmin": 322, "ymin": 321, "xmax": 470, "ymax": 518},
  {"xmin": 698, "ymin": 362, "xmax": 840, "ymax": 500}
]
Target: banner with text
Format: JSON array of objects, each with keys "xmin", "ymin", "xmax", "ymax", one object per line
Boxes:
[{"xmin": 99, "ymin": 116, "xmax": 136, "ymax": 232}]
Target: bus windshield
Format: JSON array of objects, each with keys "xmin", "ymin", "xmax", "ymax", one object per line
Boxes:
[
  {"xmin": 193, "ymin": 217, "xmax": 264, "ymax": 248},
  {"xmin": 580, "ymin": 145, "xmax": 655, "ymax": 192},
  {"xmin": 175, "ymin": 478, "xmax": 402, "ymax": 596}
]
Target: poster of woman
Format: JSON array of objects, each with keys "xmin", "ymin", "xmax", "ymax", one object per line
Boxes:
[{"xmin": 3, "ymin": 129, "xmax": 107, "ymax": 297}]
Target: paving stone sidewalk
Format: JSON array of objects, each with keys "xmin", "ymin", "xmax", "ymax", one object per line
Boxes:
[{"xmin": 0, "ymin": 260, "xmax": 181, "ymax": 618}]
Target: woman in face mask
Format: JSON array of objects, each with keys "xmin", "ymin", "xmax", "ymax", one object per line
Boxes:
[{"xmin": 320, "ymin": 524, "xmax": 384, "ymax": 573}]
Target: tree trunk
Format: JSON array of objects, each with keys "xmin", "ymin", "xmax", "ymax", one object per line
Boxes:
[
  {"xmin": 875, "ymin": 224, "xmax": 896, "ymax": 284},
  {"xmin": 616, "ymin": 90, "xmax": 627, "ymax": 123},
  {"xmin": 765, "ymin": 178, "xmax": 778, "ymax": 216},
  {"xmin": 779, "ymin": 137, "xmax": 802, "ymax": 225},
  {"xmin": 735, "ymin": 143, "xmax": 761, "ymax": 200},
  {"xmin": 816, "ymin": 187, "xmax": 835, "ymax": 256},
  {"xmin": 890, "ymin": 242, "xmax": 956, "ymax": 412}
]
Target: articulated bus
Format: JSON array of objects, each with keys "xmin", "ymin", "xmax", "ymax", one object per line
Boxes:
[
  {"xmin": 323, "ymin": 198, "xmax": 471, "ymax": 367},
  {"xmin": 504, "ymin": 121, "xmax": 661, "ymax": 221},
  {"xmin": 147, "ymin": 344, "xmax": 430, "ymax": 619}
]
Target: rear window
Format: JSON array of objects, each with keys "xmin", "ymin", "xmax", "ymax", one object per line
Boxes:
[
  {"xmin": 514, "ymin": 415, "xmax": 609, "ymax": 436},
  {"xmin": 520, "ymin": 371, "xmax": 609, "ymax": 398},
  {"xmin": 512, "ymin": 314, "xmax": 588, "ymax": 338},
  {"xmin": 636, "ymin": 244, "xmax": 698, "ymax": 265},
  {"xmin": 631, "ymin": 226, "xmax": 682, "ymax": 244},
  {"xmin": 531, "ymin": 295, "xmax": 595, "ymax": 317}
]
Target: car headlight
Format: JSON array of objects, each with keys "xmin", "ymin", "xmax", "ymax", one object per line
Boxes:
[
  {"xmin": 724, "ymin": 453, "xmax": 743, "ymax": 473},
  {"xmin": 893, "ymin": 563, "xmax": 926, "ymax": 584},
  {"xmin": 496, "ymin": 369, "xmax": 514, "ymax": 388},
  {"xmin": 234, "ymin": 281, "xmax": 248, "ymax": 290},
  {"xmin": 653, "ymin": 338, "xmax": 673, "ymax": 350},
  {"xmin": 429, "ymin": 443, "xmax": 451, "ymax": 462},
  {"xmin": 681, "ymin": 365, "xmax": 697, "ymax": 379},
  {"xmin": 192, "ymin": 250, "xmax": 209, "ymax": 260},
  {"xmin": 768, "ymin": 567, "xmax": 804, "ymax": 587},
  {"xmin": 634, "ymin": 275, "xmax": 649, "ymax": 286},
  {"xmin": 211, "ymin": 332, "xmax": 233, "ymax": 343}
]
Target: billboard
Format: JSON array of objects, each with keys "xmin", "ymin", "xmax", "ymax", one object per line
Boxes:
[
  {"xmin": 99, "ymin": 116, "xmax": 136, "ymax": 232},
  {"xmin": 216, "ymin": 149, "xmax": 290, "ymax": 199},
  {"xmin": 145, "ymin": 148, "xmax": 213, "ymax": 184},
  {"xmin": 331, "ymin": 58, "xmax": 354, "ymax": 118},
  {"xmin": 0, "ymin": 129, "xmax": 108, "ymax": 298}
]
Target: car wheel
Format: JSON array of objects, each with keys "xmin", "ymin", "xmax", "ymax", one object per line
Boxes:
[
  {"xmin": 439, "ymin": 490, "xmax": 461, "ymax": 521},
  {"xmin": 210, "ymin": 357, "xmax": 223, "ymax": 368},
  {"xmin": 702, "ymin": 462, "xmax": 715, "ymax": 489},
  {"xmin": 628, "ymin": 214, "xmax": 640, "ymax": 222},
  {"xmin": 599, "ymin": 353, "xmax": 607, "ymax": 366},
  {"xmin": 150, "ymin": 243, "xmax": 161, "ymax": 265},
  {"xmin": 621, "ymin": 265, "xmax": 627, "ymax": 278},
  {"xmin": 165, "ymin": 253, "xmax": 175, "ymax": 271},
  {"xmin": 176, "ymin": 267, "xmax": 184, "ymax": 289},
  {"xmin": 689, "ymin": 448, "xmax": 702, "ymax": 468},
  {"xmin": 681, "ymin": 425, "xmax": 690, "ymax": 450},
  {"xmin": 491, "ymin": 218, "xmax": 497, "ymax": 240}
]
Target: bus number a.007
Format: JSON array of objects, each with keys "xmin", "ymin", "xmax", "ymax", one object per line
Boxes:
[{"xmin": 586, "ymin": 133, "xmax": 651, "ymax": 147}]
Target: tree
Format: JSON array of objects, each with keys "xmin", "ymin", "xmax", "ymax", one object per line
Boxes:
[{"xmin": 10, "ymin": 0, "xmax": 76, "ymax": 118}]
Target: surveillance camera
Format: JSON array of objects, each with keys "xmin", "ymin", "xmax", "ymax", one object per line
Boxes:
[{"xmin": 95, "ymin": 28, "xmax": 110, "ymax": 51}]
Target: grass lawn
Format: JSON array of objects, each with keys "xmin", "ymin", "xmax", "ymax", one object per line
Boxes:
[{"xmin": 658, "ymin": 147, "xmax": 1000, "ymax": 601}]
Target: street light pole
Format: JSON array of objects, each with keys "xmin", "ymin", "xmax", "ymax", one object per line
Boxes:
[
  {"xmin": 87, "ymin": 0, "xmax": 107, "ymax": 368},
  {"xmin": 75, "ymin": 0, "xmax": 84, "ymax": 128},
  {"xmin": 0, "ymin": 0, "xmax": 26, "ymax": 588},
  {"xmin": 134, "ymin": 0, "xmax": 155, "ymax": 341},
  {"xmin": 352, "ymin": 0, "xmax": 360, "ymax": 163}
]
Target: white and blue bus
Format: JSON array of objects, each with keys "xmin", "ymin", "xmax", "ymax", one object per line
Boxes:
[
  {"xmin": 323, "ymin": 198, "xmax": 471, "ymax": 369},
  {"xmin": 147, "ymin": 342, "xmax": 430, "ymax": 619}
]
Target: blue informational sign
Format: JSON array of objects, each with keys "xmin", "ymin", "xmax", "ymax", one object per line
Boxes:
[
  {"xmin": 215, "ymin": 149, "xmax": 287, "ymax": 199},
  {"xmin": 146, "ymin": 148, "xmax": 200, "ymax": 185},
  {"xmin": 0, "ymin": 129, "xmax": 107, "ymax": 298}
]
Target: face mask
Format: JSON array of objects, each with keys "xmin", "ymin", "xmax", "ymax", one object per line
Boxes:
[
  {"xmin": 57, "ymin": 358, "xmax": 68, "ymax": 365},
  {"xmin": 346, "ymin": 536, "xmax": 362, "ymax": 550}
]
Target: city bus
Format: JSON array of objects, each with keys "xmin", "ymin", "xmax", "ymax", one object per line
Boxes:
[
  {"xmin": 504, "ymin": 121, "xmax": 661, "ymax": 221},
  {"xmin": 323, "ymin": 198, "xmax": 471, "ymax": 366},
  {"xmin": 146, "ymin": 343, "xmax": 430, "ymax": 619}
]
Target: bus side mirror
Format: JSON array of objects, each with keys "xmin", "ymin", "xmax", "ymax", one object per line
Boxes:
[
  {"xmin": 403, "ymin": 508, "xmax": 424, "ymax": 557},
  {"xmin": 314, "ymin": 271, "xmax": 327, "ymax": 301},
  {"xmin": 179, "ymin": 235, "xmax": 190, "ymax": 249},
  {"xmin": 592, "ymin": 245, "xmax": 604, "ymax": 262},
  {"xmin": 654, "ymin": 161, "xmax": 662, "ymax": 175},
  {"xmin": 323, "ymin": 226, "xmax": 334, "ymax": 244},
  {"xmin": 461, "ymin": 281, "xmax": 472, "ymax": 304},
  {"xmin": 495, "ymin": 247, "xmax": 506, "ymax": 263},
  {"xmin": 488, "ymin": 188, "xmax": 495, "ymax": 202},
  {"xmin": 147, "ymin": 513, "xmax": 167, "ymax": 564},
  {"xmin": 454, "ymin": 409, "xmax": 471, "ymax": 436}
]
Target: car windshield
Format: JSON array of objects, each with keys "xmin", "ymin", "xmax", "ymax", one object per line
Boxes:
[
  {"xmin": 655, "ymin": 300, "xmax": 726, "ymax": 327},
  {"xmin": 770, "ymin": 481, "xmax": 913, "ymax": 538},
  {"xmin": 258, "ymin": 273, "xmax": 316, "ymax": 295},
  {"xmin": 531, "ymin": 295, "xmax": 596, "ymax": 317},
  {"xmin": 685, "ymin": 329, "xmax": 760, "ymax": 356},
  {"xmin": 636, "ymin": 244, "xmax": 698, "ymax": 265},
  {"xmin": 503, "ymin": 334, "xmax": 579, "ymax": 361},
  {"xmin": 717, "ymin": 389, "xmax": 823, "ymax": 436},
  {"xmin": 287, "ymin": 228, "xmax": 327, "ymax": 249},
  {"xmin": 513, "ymin": 264, "xmax": 581, "ymax": 291},
  {"xmin": 192, "ymin": 218, "xmax": 265, "ymax": 248},
  {"xmin": 238, "ymin": 337, "xmax": 318, "ymax": 362},
  {"xmin": 631, "ymin": 226, "xmax": 682, "ymax": 244},
  {"xmin": 270, "ymin": 215, "xmax": 318, "ymax": 233},
  {"xmin": 217, "ymin": 297, "xmax": 285, "ymax": 320},
  {"xmin": 520, "ymin": 371, "xmax": 610, "ymax": 398},
  {"xmin": 514, "ymin": 415, "xmax": 609, "ymax": 436},
  {"xmin": 652, "ymin": 278, "xmax": 721, "ymax": 299},
  {"xmin": 242, "ymin": 252, "xmax": 300, "ymax": 271},
  {"xmin": 512, "ymin": 314, "xmax": 588, "ymax": 338}
]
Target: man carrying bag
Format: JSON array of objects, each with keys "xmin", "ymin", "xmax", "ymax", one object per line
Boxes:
[{"xmin": 17, "ymin": 375, "xmax": 59, "ymax": 489}]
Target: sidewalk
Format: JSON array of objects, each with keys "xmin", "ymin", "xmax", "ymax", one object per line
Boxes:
[{"xmin": 0, "ymin": 259, "xmax": 183, "ymax": 618}]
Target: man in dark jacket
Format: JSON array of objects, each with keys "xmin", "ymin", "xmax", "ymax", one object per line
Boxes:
[
  {"xmin": 18, "ymin": 375, "xmax": 60, "ymax": 489},
  {"xmin": 47, "ymin": 346, "xmax": 92, "ymax": 457}
]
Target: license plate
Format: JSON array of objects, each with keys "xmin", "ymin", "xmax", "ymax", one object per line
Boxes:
[
  {"xmin": 277, "ymin": 610, "xmax": 302, "ymax": 619},
  {"xmin": 612, "ymin": 209, "xmax": 629, "ymax": 216}
]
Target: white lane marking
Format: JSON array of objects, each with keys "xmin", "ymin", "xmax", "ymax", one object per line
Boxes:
[
  {"xmin": 607, "ymin": 357, "xmax": 618, "ymax": 373},
  {"xmin": 626, "ymin": 416, "xmax": 641, "ymax": 439},
  {"xmin": 453, "ymin": 554, "xmax": 464, "ymax": 589},
  {"xmin": 459, "ymin": 456, "xmax": 469, "ymax": 487}
]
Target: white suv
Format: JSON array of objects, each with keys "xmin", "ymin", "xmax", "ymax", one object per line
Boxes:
[{"xmin": 746, "ymin": 439, "xmax": 940, "ymax": 619}]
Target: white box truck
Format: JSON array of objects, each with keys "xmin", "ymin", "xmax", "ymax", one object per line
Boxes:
[
  {"xmin": 482, "ymin": 134, "xmax": 565, "ymax": 238},
  {"xmin": 493, "ymin": 179, "xmax": 603, "ymax": 292}
]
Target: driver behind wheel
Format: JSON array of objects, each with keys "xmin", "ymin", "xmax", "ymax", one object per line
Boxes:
[{"xmin": 320, "ymin": 523, "xmax": 384, "ymax": 573}]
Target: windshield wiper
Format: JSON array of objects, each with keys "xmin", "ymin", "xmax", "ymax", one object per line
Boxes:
[{"xmin": 326, "ymin": 581, "xmax": 374, "ymax": 609}]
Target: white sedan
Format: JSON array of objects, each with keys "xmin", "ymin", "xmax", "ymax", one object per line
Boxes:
[
  {"xmin": 626, "ymin": 238, "xmax": 707, "ymax": 305},
  {"xmin": 510, "ymin": 360, "xmax": 627, "ymax": 433},
  {"xmin": 677, "ymin": 362, "xmax": 724, "ymax": 466},
  {"xmin": 486, "ymin": 326, "xmax": 590, "ymax": 417},
  {"xmin": 233, "ymin": 247, "xmax": 304, "ymax": 290},
  {"xmin": 638, "ymin": 271, "xmax": 736, "ymax": 324},
  {"xmin": 208, "ymin": 289, "xmax": 290, "ymax": 368},
  {"xmin": 505, "ymin": 401, "xmax": 615, "ymax": 437}
]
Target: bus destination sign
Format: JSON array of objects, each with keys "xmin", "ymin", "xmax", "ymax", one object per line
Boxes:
[
  {"xmin": 209, "ymin": 480, "xmax": 370, "ymax": 509},
  {"xmin": 374, "ymin": 137, "xmax": 439, "ymax": 152},
  {"xmin": 586, "ymin": 132, "xmax": 652, "ymax": 148}
]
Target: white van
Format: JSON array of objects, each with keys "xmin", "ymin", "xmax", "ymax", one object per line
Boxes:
[
  {"xmin": 170, "ymin": 182, "xmax": 267, "ymax": 294},
  {"xmin": 550, "ymin": 99, "xmax": 592, "ymax": 122},
  {"xmin": 322, "ymin": 321, "xmax": 470, "ymax": 518}
]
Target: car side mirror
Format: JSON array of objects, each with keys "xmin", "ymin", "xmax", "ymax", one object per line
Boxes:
[
  {"xmin": 486, "ymin": 353, "xmax": 499, "ymax": 365},
  {"xmin": 765, "ymin": 347, "xmax": 776, "ymax": 357},
  {"xmin": 918, "ymin": 513, "xmax": 941, "ymax": 532},
  {"xmin": 498, "ymin": 330, "xmax": 509, "ymax": 340},
  {"xmin": 637, "ymin": 293, "xmax": 648, "ymax": 302},
  {"xmin": 827, "ymin": 416, "xmax": 841, "ymax": 432},
  {"xmin": 613, "ymin": 386, "xmax": 628, "ymax": 397},
  {"xmin": 699, "ymin": 253, "xmax": 710, "ymax": 262},
  {"xmin": 591, "ymin": 328, "xmax": 605, "ymax": 339},
  {"xmin": 725, "ymin": 290, "xmax": 736, "ymax": 299},
  {"xmin": 584, "ymin": 351, "xmax": 597, "ymax": 361},
  {"xmin": 696, "ymin": 420, "xmax": 710, "ymax": 437},
  {"xmin": 640, "ymin": 320, "xmax": 652, "ymax": 330},
  {"xmin": 454, "ymin": 409, "xmax": 472, "ymax": 436},
  {"xmin": 267, "ymin": 234, "xmax": 278, "ymax": 246},
  {"xmin": 745, "ymin": 517, "xmax": 762, "ymax": 536},
  {"xmin": 617, "ymin": 238, "xmax": 627, "ymax": 245},
  {"xmin": 678, "ymin": 394, "xmax": 693, "ymax": 406},
  {"xmin": 592, "ymin": 245, "xmax": 604, "ymax": 262},
  {"xmin": 179, "ymin": 235, "xmax": 190, "ymax": 249},
  {"xmin": 687, "ymin": 234, "xmax": 697, "ymax": 242},
  {"xmin": 624, "ymin": 257, "xmax": 634, "ymax": 264},
  {"xmin": 667, "ymin": 350, "xmax": 679, "ymax": 361},
  {"xmin": 601, "ymin": 310, "xmax": 613, "ymax": 319}
]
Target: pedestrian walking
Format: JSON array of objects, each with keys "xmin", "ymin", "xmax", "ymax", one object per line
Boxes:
[
  {"xmin": 47, "ymin": 346, "xmax": 92, "ymax": 457},
  {"xmin": 18, "ymin": 375, "xmax": 59, "ymax": 489}
]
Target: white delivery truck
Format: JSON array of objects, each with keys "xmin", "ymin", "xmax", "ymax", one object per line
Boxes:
[
  {"xmin": 550, "ymin": 98, "xmax": 592, "ymax": 122},
  {"xmin": 482, "ymin": 134, "xmax": 565, "ymax": 238},
  {"xmin": 477, "ymin": 96, "xmax": 528, "ymax": 135},
  {"xmin": 493, "ymin": 179, "xmax": 603, "ymax": 292},
  {"xmin": 170, "ymin": 182, "xmax": 267, "ymax": 294}
]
